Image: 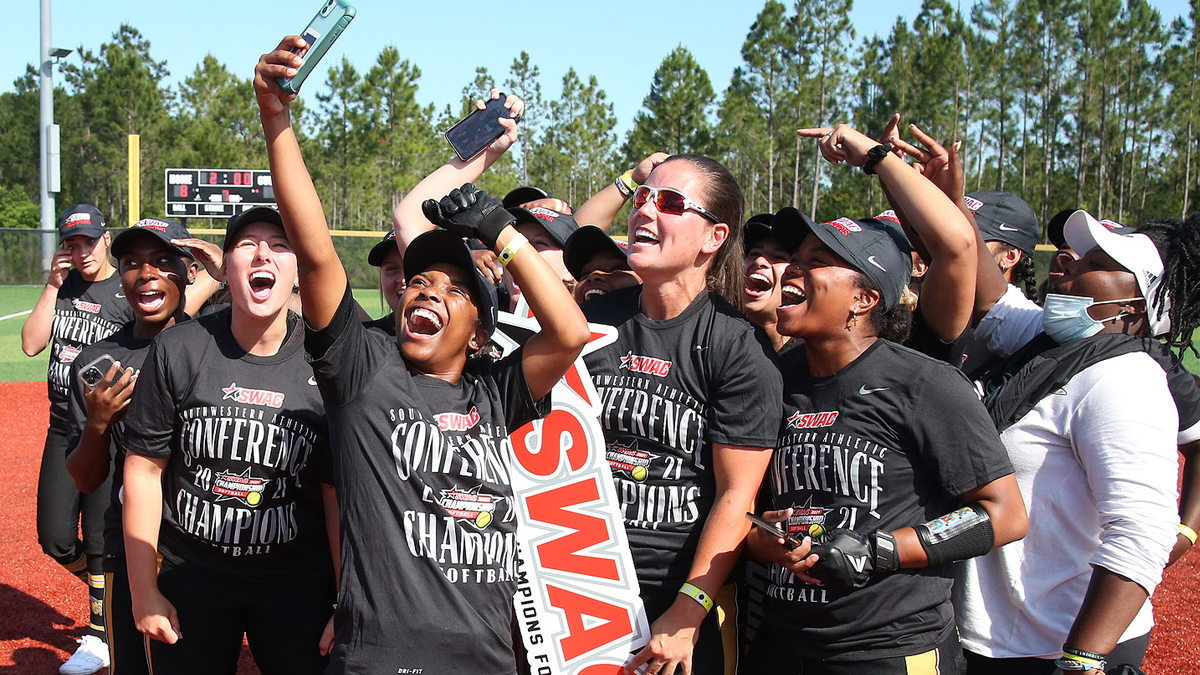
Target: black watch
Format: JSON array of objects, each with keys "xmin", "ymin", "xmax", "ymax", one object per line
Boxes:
[{"xmin": 861, "ymin": 144, "xmax": 893, "ymax": 175}]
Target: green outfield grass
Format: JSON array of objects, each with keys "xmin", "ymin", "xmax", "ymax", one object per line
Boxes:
[
  {"xmin": 0, "ymin": 285, "xmax": 387, "ymax": 383},
  {"xmin": 0, "ymin": 284, "xmax": 1193, "ymax": 383}
]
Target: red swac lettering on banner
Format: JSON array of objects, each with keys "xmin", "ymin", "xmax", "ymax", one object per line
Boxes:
[
  {"xmin": 575, "ymin": 665, "xmax": 628, "ymax": 675},
  {"xmin": 512, "ymin": 410, "xmax": 588, "ymax": 477},
  {"xmin": 526, "ymin": 477, "xmax": 620, "ymax": 581},
  {"xmin": 546, "ymin": 584, "xmax": 632, "ymax": 662},
  {"xmin": 564, "ymin": 363, "xmax": 592, "ymax": 406}
]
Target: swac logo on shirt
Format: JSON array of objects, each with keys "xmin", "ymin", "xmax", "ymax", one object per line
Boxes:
[
  {"xmin": 787, "ymin": 410, "xmax": 839, "ymax": 429},
  {"xmin": 619, "ymin": 351, "xmax": 672, "ymax": 377},
  {"xmin": 212, "ymin": 468, "xmax": 267, "ymax": 507},
  {"xmin": 437, "ymin": 485, "xmax": 502, "ymax": 529},
  {"xmin": 437, "ymin": 406, "xmax": 481, "ymax": 432},
  {"xmin": 788, "ymin": 499, "xmax": 831, "ymax": 538},
  {"xmin": 605, "ymin": 439, "xmax": 658, "ymax": 482},
  {"xmin": 221, "ymin": 382, "xmax": 285, "ymax": 408},
  {"xmin": 72, "ymin": 299, "xmax": 102, "ymax": 313}
]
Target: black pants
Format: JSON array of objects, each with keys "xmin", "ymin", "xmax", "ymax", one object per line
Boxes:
[
  {"xmin": 105, "ymin": 567, "xmax": 149, "ymax": 675},
  {"xmin": 37, "ymin": 423, "xmax": 111, "ymax": 562},
  {"xmin": 147, "ymin": 562, "xmax": 334, "ymax": 675},
  {"xmin": 963, "ymin": 632, "xmax": 1151, "ymax": 674},
  {"xmin": 746, "ymin": 624, "xmax": 966, "ymax": 675}
]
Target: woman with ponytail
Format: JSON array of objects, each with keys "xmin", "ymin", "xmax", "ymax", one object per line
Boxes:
[
  {"xmin": 581, "ymin": 154, "xmax": 783, "ymax": 675},
  {"xmin": 745, "ymin": 124, "xmax": 1026, "ymax": 674}
]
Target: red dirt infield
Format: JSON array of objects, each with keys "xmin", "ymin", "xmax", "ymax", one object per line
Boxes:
[{"xmin": 1, "ymin": 380, "xmax": 1196, "ymax": 673}]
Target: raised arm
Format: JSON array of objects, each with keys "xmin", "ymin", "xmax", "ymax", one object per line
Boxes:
[
  {"xmin": 421, "ymin": 186, "xmax": 587, "ymax": 400},
  {"xmin": 392, "ymin": 92, "xmax": 524, "ymax": 253},
  {"xmin": 888, "ymin": 123, "xmax": 1008, "ymax": 323},
  {"xmin": 573, "ymin": 152, "xmax": 669, "ymax": 230},
  {"xmin": 799, "ymin": 121, "xmax": 978, "ymax": 342},
  {"xmin": 21, "ymin": 248, "xmax": 73, "ymax": 355},
  {"xmin": 65, "ymin": 361, "xmax": 136, "ymax": 493},
  {"xmin": 253, "ymin": 36, "xmax": 346, "ymax": 329}
]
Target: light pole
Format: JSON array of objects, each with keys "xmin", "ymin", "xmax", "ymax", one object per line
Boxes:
[{"xmin": 39, "ymin": 0, "xmax": 71, "ymax": 281}]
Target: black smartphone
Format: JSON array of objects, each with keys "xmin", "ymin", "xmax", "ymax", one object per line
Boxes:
[
  {"xmin": 78, "ymin": 354, "xmax": 116, "ymax": 388},
  {"xmin": 746, "ymin": 512, "xmax": 805, "ymax": 549},
  {"xmin": 444, "ymin": 95, "xmax": 515, "ymax": 162}
]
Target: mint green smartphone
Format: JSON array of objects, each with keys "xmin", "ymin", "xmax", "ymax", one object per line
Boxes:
[{"xmin": 277, "ymin": 0, "xmax": 356, "ymax": 95}]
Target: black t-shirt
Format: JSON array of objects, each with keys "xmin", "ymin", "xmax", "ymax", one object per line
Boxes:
[
  {"xmin": 123, "ymin": 309, "xmax": 332, "ymax": 581},
  {"xmin": 66, "ymin": 322, "xmax": 155, "ymax": 572},
  {"xmin": 308, "ymin": 288, "xmax": 547, "ymax": 675},
  {"xmin": 363, "ymin": 312, "xmax": 396, "ymax": 336},
  {"xmin": 765, "ymin": 339, "xmax": 1013, "ymax": 661},
  {"xmin": 48, "ymin": 270, "xmax": 135, "ymax": 423},
  {"xmin": 582, "ymin": 285, "xmax": 783, "ymax": 590}
]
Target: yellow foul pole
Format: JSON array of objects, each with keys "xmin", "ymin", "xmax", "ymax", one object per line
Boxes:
[{"xmin": 127, "ymin": 134, "xmax": 140, "ymax": 225}]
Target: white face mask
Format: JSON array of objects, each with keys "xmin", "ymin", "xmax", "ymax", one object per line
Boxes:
[{"xmin": 1042, "ymin": 293, "xmax": 1141, "ymax": 344}]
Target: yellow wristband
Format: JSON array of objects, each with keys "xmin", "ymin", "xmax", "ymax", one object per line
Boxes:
[
  {"xmin": 678, "ymin": 583, "xmax": 714, "ymax": 613},
  {"xmin": 617, "ymin": 170, "xmax": 639, "ymax": 195},
  {"xmin": 498, "ymin": 233, "xmax": 528, "ymax": 267},
  {"xmin": 1180, "ymin": 523, "xmax": 1198, "ymax": 546}
]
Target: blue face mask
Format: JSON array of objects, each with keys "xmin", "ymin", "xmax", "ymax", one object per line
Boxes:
[{"xmin": 1041, "ymin": 293, "xmax": 1140, "ymax": 344}]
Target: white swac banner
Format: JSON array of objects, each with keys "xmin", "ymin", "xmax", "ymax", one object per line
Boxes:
[{"xmin": 494, "ymin": 306, "xmax": 649, "ymax": 675}]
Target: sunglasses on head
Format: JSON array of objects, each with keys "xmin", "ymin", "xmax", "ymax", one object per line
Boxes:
[{"xmin": 632, "ymin": 185, "xmax": 719, "ymax": 223}]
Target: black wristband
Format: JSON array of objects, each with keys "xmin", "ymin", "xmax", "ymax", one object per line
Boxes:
[
  {"xmin": 476, "ymin": 206, "xmax": 515, "ymax": 250},
  {"xmin": 873, "ymin": 530, "xmax": 900, "ymax": 573},
  {"xmin": 861, "ymin": 144, "xmax": 892, "ymax": 175},
  {"xmin": 1062, "ymin": 646, "xmax": 1108, "ymax": 662}
]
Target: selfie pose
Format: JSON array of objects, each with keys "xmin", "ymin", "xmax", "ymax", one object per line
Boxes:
[
  {"xmin": 22, "ymin": 204, "xmax": 135, "ymax": 675},
  {"xmin": 253, "ymin": 36, "xmax": 588, "ymax": 674},
  {"xmin": 122, "ymin": 207, "xmax": 336, "ymax": 675}
]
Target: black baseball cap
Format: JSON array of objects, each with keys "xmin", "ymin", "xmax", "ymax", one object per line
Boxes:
[
  {"xmin": 564, "ymin": 226, "xmax": 631, "ymax": 281},
  {"xmin": 743, "ymin": 213, "xmax": 775, "ymax": 252},
  {"xmin": 776, "ymin": 208, "xmax": 912, "ymax": 310},
  {"xmin": 111, "ymin": 217, "xmax": 195, "ymax": 260},
  {"xmin": 964, "ymin": 191, "xmax": 1039, "ymax": 255},
  {"xmin": 1047, "ymin": 208, "xmax": 1134, "ymax": 248},
  {"xmin": 224, "ymin": 206, "xmax": 285, "ymax": 250},
  {"xmin": 508, "ymin": 206, "xmax": 579, "ymax": 247},
  {"xmin": 57, "ymin": 204, "xmax": 106, "ymax": 243},
  {"xmin": 367, "ymin": 230, "xmax": 400, "ymax": 267},
  {"xmin": 503, "ymin": 186, "xmax": 551, "ymax": 209},
  {"xmin": 769, "ymin": 207, "xmax": 816, "ymax": 254},
  {"xmin": 403, "ymin": 229, "xmax": 498, "ymax": 334}
]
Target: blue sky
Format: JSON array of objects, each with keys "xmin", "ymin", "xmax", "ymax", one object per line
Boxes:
[{"xmin": 8, "ymin": 0, "xmax": 1193, "ymax": 139}]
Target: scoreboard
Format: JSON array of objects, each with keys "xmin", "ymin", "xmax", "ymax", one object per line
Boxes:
[{"xmin": 164, "ymin": 168, "xmax": 275, "ymax": 218}]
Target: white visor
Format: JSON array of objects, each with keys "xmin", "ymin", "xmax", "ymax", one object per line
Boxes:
[{"xmin": 1063, "ymin": 210, "xmax": 1170, "ymax": 336}]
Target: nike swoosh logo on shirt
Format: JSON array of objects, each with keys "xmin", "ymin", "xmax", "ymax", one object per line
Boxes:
[
  {"xmin": 308, "ymin": 376, "xmax": 318, "ymax": 386},
  {"xmin": 115, "ymin": 293, "xmax": 125, "ymax": 298},
  {"xmin": 998, "ymin": 224, "xmax": 1020, "ymax": 232},
  {"xmin": 859, "ymin": 385, "xmax": 889, "ymax": 395}
]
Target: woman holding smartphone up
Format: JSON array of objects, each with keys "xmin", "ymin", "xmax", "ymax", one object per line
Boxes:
[{"xmin": 252, "ymin": 36, "xmax": 588, "ymax": 675}]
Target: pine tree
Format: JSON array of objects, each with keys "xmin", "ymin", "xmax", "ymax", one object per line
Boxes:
[{"xmin": 623, "ymin": 46, "xmax": 717, "ymax": 162}]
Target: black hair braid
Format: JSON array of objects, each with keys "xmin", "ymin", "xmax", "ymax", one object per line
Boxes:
[
  {"xmin": 1013, "ymin": 253, "xmax": 1039, "ymax": 301},
  {"xmin": 1137, "ymin": 213, "xmax": 1200, "ymax": 356}
]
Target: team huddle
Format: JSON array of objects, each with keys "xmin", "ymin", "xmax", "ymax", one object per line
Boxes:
[{"xmin": 23, "ymin": 34, "xmax": 1200, "ymax": 675}]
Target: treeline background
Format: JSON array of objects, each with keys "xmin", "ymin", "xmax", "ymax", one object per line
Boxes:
[{"xmin": 0, "ymin": 0, "xmax": 1198, "ymax": 241}]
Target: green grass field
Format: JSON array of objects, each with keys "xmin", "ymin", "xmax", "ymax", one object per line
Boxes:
[
  {"xmin": 1, "ymin": 284, "xmax": 1195, "ymax": 383},
  {"xmin": 0, "ymin": 285, "xmax": 387, "ymax": 383}
]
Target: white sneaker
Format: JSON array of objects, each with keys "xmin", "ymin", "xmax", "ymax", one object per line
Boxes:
[{"xmin": 59, "ymin": 635, "xmax": 109, "ymax": 675}]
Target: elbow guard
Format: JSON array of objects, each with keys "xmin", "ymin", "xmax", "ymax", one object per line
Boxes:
[{"xmin": 915, "ymin": 503, "xmax": 995, "ymax": 566}]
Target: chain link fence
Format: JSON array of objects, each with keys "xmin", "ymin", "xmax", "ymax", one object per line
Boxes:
[{"xmin": 0, "ymin": 227, "xmax": 387, "ymax": 288}]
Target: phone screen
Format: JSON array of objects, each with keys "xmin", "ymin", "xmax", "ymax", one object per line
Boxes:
[{"xmin": 444, "ymin": 96, "xmax": 511, "ymax": 162}]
